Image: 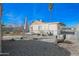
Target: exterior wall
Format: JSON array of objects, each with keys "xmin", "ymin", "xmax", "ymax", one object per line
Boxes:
[
  {"xmin": 48, "ymin": 23, "xmax": 58, "ymax": 35},
  {"xmin": 30, "ymin": 25, "xmax": 40, "ymax": 33},
  {"xmin": 48, "ymin": 23, "xmax": 58, "ymax": 30}
]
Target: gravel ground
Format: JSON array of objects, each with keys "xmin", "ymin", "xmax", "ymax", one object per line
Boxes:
[{"xmin": 1, "ymin": 40, "xmax": 71, "ymax": 56}]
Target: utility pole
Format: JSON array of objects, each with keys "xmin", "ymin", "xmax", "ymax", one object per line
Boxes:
[
  {"xmin": 0, "ymin": 3, "xmax": 9, "ymax": 56},
  {"xmin": 0, "ymin": 3, "xmax": 2, "ymax": 54}
]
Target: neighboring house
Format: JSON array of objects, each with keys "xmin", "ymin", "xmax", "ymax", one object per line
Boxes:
[
  {"xmin": 75, "ymin": 24, "xmax": 79, "ymax": 40},
  {"xmin": 76, "ymin": 24, "xmax": 79, "ymax": 32},
  {"xmin": 30, "ymin": 20, "xmax": 65, "ymax": 35},
  {"xmin": 61, "ymin": 27, "xmax": 75, "ymax": 34}
]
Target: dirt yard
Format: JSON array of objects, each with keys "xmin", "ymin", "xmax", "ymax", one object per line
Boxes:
[{"xmin": 58, "ymin": 41, "xmax": 79, "ymax": 56}]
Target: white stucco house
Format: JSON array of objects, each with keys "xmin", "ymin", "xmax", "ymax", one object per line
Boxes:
[{"xmin": 29, "ymin": 20, "xmax": 65, "ymax": 35}]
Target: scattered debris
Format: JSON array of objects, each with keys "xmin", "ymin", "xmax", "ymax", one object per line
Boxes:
[
  {"xmin": 10, "ymin": 38, "xmax": 15, "ymax": 41},
  {"xmin": 20, "ymin": 37, "xmax": 23, "ymax": 40}
]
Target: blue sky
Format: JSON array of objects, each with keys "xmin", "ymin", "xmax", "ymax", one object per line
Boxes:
[{"xmin": 2, "ymin": 3, "xmax": 79, "ymax": 27}]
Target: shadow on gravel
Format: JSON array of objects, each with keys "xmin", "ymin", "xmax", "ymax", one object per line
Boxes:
[{"xmin": 1, "ymin": 40, "xmax": 71, "ymax": 56}]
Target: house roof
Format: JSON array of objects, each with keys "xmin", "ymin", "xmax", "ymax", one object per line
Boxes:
[
  {"xmin": 31, "ymin": 20, "xmax": 65, "ymax": 26},
  {"xmin": 31, "ymin": 20, "xmax": 45, "ymax": 25}
]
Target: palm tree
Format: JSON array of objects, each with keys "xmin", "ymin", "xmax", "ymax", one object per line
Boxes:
[
  {"xmin": 48, "ymin": 3, "xmax": 53, "ymax": 11},
  {"xmin": 48, "ymin": 3, "xmax": 53, "ymax": 20}
]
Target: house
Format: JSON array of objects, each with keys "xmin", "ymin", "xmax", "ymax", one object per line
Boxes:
[
  {"xmin": 61, "ymin": 27, "xmax": 75, "ymax": 34},
  {"xmin": 30, "ymin": 20, "xmax": 65, "ymax": 35},
  {"xmin": 75, "ymin": 24, "xmax": 79, "ymax": 40}
]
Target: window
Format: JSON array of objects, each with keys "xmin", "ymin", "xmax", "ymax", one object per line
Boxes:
[{"xmin": 38, "ymin": 26, "xmax": 42, "ymax": 30}]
